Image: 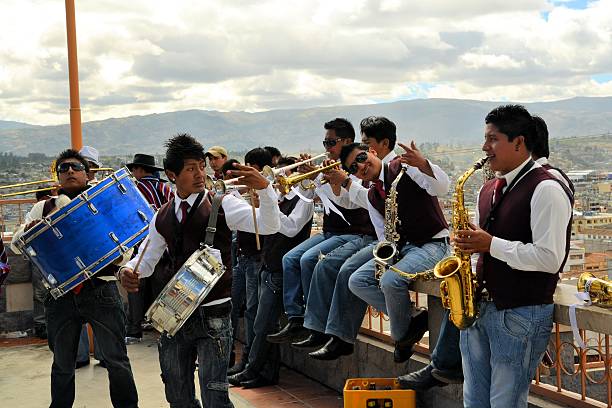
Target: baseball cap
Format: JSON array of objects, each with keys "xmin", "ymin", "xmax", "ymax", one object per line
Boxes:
[{"xmin": 206, "ymin": 146, "xmax": 228, "ymax": 158}]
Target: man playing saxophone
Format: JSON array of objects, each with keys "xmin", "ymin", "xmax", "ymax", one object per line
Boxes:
[
  {"xmin": 340, "ymin": 127, "xmax": 451, "ymax": 363},
  {"xmin": 454, "ymin": 105, "xmax": 573, "ymax": 408}
]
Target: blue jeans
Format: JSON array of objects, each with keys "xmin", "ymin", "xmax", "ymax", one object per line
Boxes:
[
  {"xmin": 282, "ymin": 232, "xmax": 359, "ymax": 318},
  {"xmin": 349, "ymin": 241, "xmax": 449, "ymax": 341},
  {"xmin": 460, "ymin": 302, "xmax": 554, "ymax": 408},
  {"xmin": 430, "ymin": 309, "xmax": 462, "ymax": 372},
  {"xmin": 304, "ymin": 237, "xmax": 375, "ymax": 343},
  {"xmin": 230, "ymin": 253, "xmax": 262, "ymax": 362},
  {"xmin": 45, "ymin": 281, "xmax": 138, "ymax": 408},
  {"xmin": 244, "ymin": 268, "xmax": 284, "ymax": 381},
  {"xmin": 158, "ymin": 301, "xmax": 233, "ymax": 408}
]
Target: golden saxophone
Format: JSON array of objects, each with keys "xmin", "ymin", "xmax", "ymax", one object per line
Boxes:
[
  {"xmin": 372, "ymin": 167, "xmax": 436, "ymax": 282},
  {"xmin": 434, "ymin": 157, "xmax": 488, "ymax": 329},
  {"xmin": 577, "ymin": 272, "xmax": 612, "ymax": 307}
]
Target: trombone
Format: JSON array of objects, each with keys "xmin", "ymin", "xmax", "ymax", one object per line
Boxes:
[
  {"xmin": 261, "ymin": 153, "xmax": 327, "ymax": 181},
  {"xmin": 0, "ymin": 161, "xmax": 59, "ymax": 198}
]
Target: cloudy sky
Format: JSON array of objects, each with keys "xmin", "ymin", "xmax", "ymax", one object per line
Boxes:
[{"xmin": 1, "ymin": 0, "xmax": 611, "ymax": 125}]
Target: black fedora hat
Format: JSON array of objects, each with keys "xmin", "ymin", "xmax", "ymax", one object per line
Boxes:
[{"xmin": 126, "ymin": 154, "xmax": 164, "ymax": 171}]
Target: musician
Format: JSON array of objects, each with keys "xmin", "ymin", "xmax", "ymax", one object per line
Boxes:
[
  {"xmin": 0, "ymin": 240, "xmax": 10, "ymax": 289},
  {"xmin": 12, "ymin": 149, "xmax": 138, "ymax": 408},
  {"xmin": 229, "ymin": 157, "xmax": 314, "ymax": 388},
  {"xmin": 264, "ymin": 146, "xmax": 282, "ymax": 167},
  {"xmin": 227, "ymin": 148, "xmax": 271, "ymax": 376},
  {"xmin": 124, "ymin": 153, "xmax": 173, "ymax": 344},
  {"xmin": 298, "ymin": 116, "xmax": 404, "ymax": 359},
  {"xmin": 206, "ymin": 145, "xmax": 229, "ymax": 180},
  {"xmin": 119, "ymin": 134, "xmax": 280, "ymax": 407},
  {"xmin": 267, "ymin": 118, "xmax": 375, "ymax": 347},
  {"xmin": 342, "ymin": 137, "xmax": 451, "ymax": 363},
  {"xmin": 532, "ymin": 116, "xmax": 574, "ymax": 192},
  {"xmin": 360, "ymin": 116, "xmax": 399, "ymax": 164},
  {"xmin": 79, "ymin": 145, "xmax": 101, "ymax": 182},
  {"xmin": 454, "ymin": 105, "xmax": 572, "ymax": 407}
]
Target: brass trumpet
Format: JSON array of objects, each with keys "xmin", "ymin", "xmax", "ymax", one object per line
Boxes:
[
  {"xmin": 261, "ymin": 153, "xmax": 327, "ymax": 181},
  {"xmin": 0, "ymin": 161, "xmax": 58, "ymax": 198},
  {"xmin": 275, "ymin": 161, "xmax": 342, "ymax": 195}
]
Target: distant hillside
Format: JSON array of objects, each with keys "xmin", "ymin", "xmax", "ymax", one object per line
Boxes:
[
  {"xmin": 1, "ymin": 97, "xmax": 611, "ymax": 155},
  {"xmin": 0, "ymin": 120, "xmax": 35, "ymax": 131}
]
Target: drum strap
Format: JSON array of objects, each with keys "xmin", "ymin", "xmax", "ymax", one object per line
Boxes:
[{"xmin": 204, "ymin": 194, "xmax": 223, "ymax": 247}]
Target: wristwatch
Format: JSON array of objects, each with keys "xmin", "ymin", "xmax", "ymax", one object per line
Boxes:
[{"xmin": 341, "ymin": 177, "xmax": 351, "ymax": 189}]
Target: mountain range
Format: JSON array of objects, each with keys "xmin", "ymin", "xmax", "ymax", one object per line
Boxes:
[{"xmin": 1, "ymin": 96, "xmax": 611, "ymax": 155}]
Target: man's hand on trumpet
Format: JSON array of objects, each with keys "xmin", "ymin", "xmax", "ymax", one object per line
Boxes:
[
  {"xmin": 297, "ymin": 153, "xmax": 318, "ymax": 176},
  {"xmin": 227, "ymin": 163, "xmax": 270, "ymax": 190}
]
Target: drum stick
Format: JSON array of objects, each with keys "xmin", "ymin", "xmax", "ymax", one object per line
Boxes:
[
  {"xmin": 249, "ymin": 189, "xmax": 261, "ymax": 250},
  {"xmin": 132, "ymin": 238, "xmax": 151, "ymax": 277}
]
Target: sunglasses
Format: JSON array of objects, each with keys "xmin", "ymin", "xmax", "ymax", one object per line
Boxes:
[
  {"xmin": 347, "ymin": 151, "xmax": 368, "ymax": 175},
  {"xmin": 57, "ymin": 162, "xmax": 86, "ymax": 173},
  {"xmin": 322, "ymin": 138, "xmax": 345, "ymax": 148}
]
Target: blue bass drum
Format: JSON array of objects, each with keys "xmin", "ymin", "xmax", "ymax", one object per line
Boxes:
[{"xmin": 16, "ymin": 167, "xmax": 154, "ymax": 298}]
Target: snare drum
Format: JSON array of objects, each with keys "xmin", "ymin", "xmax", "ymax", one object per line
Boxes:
[
  {"xmin": 16, "ymin": 167, "xmax": 154, "ymax": 298},
  {"xmin": 145, "ymin": 245, "xmax": 226, "ymax": 336}
]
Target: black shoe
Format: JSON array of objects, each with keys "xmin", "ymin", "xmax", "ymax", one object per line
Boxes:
[
  {"xmin": 240, "ymin": 376, "xmax": 278, "ymax": 389},
  {"xmin": 431, "ymin": 368, "xmax": 463, "ymax": 384},
  {"xmin": 291, "ymin": 332, "xmax": 330, "ymax": 349},
  {"xmin": 394, "ymin": 309, "xmax": 429, "ymax": 363},
  {"xmin": 267, "ymin": 318, "xmax": 309, "ymax": 344},
  {"xmin": 228, "ymin": 371, "xmax": 252, "ymax": 386},
  {"xmin": 34, "ymin": 326, "xmax": 47, "ymax": 340},
  {"xmin": 309, "ymin": 337, "xmax": 354, "ymax": 360},
  {"xmin": 227, "ymin": 361, "xmax": 246, "ymax": 376},
  {"xmin": 75, "ymin": 360, "xmax": 90, "ymax": 369},
  {"xmin": 398, "ymin": 365, "xmax": 447, "ymax": 391}
]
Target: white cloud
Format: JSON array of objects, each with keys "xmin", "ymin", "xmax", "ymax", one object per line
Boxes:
[{"xmin": 0, "ymin": 0, "xmax": 610, "ymax": 125}]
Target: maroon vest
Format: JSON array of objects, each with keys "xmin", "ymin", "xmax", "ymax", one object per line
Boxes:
[
  {"xmin": 368, "ymin": 159, "xmax": 448, "ymax": 246},
  {"xmin": 477, "ymin": 166, "xmax": 573, "ymax": 309},
  {"xmin": 541, "ymin": 163, "xmax": 575, "ymax": 195},
  {"xmin": 155, "ymin": 193, "xmax": 233, "ymax": 301}
]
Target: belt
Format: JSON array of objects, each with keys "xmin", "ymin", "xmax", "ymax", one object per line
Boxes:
[{"xmin": 430, "ymin": 237, "xmax": 450, "ymax": 244}]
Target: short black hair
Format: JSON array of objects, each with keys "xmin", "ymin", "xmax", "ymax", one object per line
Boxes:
[
  {"xmin": 244, "ymin": 147, "xmax": 272, "ymax": 169},
  {"xmin": 163, "ymin": 133, "xmax": 205, "ymax": 175},
  {"xmin": 339, "ymin": 142, "xmax": 369, "ymax": 171},
  {"xmin": 277, "ymin": 156, "xmax": 297, "ymax": 168},
  {"xmin": 221, "ymin": 158, "xmax": 240, "ymax": 177},
  {"xmin": 532, "ymin": 115, "xmax": 550, "ymax": 159},
  {"xmin": 35, "ymin": 189, "xmax": 51, "ymax": 201},
  {"xmin": 360, "ymin": 116, "xmax": 397, "ymax": 150},
  {"xmin": 324, "ymin": 118, "xmax": 355, "ymax": 141},
  {"xmin": 55, "ymin": 149, "xmax": 89, "ymax": 173},
  {"xmin": 264, "ymin": 146, "xmax": 282, "ymax": 158},
  {"xmin": 485, "ymin": 105, "xmax": 535, "ymax": 152}
]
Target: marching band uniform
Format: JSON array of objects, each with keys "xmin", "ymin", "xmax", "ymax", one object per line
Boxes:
[
  {"xmin": 230, "ymin": 188, "xmax": 313, "ymax": 387},
  {"xmin": 460, "ymin": 158, "xmax": 572, "ymax": 407},
  {"xmin": 13, "ymin": 186, "xmax": 138, "ymax": 408},
  {"xmin": 348, "ymin": 156, "xmax": 451, "ymax": 357},
  {"xmin": 123, "ymin": 185, "xmax": 280, "ymax": 407}
]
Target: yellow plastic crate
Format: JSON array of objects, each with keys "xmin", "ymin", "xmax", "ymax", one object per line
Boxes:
[{"xmin": 343, "ymin": 378, "xmax": 416, "ymax": 408}]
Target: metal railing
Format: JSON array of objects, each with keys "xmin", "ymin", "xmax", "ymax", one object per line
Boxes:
[
  {"xmin": 358, "ymin": 282, "xmax": 612, "ymax": 407},
  {"xmin": 0, "ymin": 198, "xmax": 36, "ymax": 242}
]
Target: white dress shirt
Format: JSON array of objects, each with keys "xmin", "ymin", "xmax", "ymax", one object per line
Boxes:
[
  {"xmin": 535, "ymin": 157, "xmax": 571, "ymax": 189},
  {"xmin": 125, "ymin": 183, "xmax": 280, "ymax": 278},
  {"xmin": 347, "ymin": 160, "xmax": 451, "ymax": 241},
  {"xmin": 278, "ymin": 190, "xmax": 314, "ymax": 238},
  {"xmin": 381, "ymin": 150, "xmax": 398, "ymax": 164},
  {"xmin": 473, "ymin": 158, "xmax": 572, "ymax": 274}
]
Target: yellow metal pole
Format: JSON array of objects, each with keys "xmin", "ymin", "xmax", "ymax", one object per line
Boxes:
[{"xmin": 65, "ymin": 0, "xmax": 83, "ymax": 151}]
